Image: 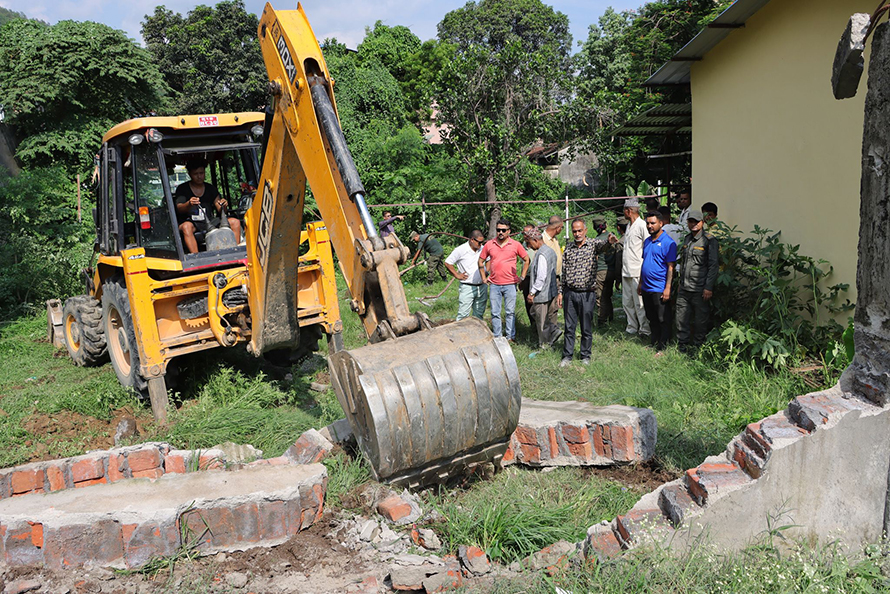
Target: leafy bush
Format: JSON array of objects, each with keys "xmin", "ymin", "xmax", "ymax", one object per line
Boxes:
[
  {"xmin": 0, "ymin": 167, "xmax": 94, "ymax": 317},
  {"xmin": 708, "ymin": 222, "xmax": 853, "ymax": 365}
]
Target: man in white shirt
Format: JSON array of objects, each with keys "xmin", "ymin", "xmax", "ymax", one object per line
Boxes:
[
  {"xmin": 444, "ymin": 229, "xmax": 488, "ymax": 320},
  {"xmin": 621, "ymin": 198, "xmax": 651, "ymax": 338}
]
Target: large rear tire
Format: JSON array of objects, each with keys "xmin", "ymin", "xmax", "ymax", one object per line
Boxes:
[
  {"xmin": 101, "ymin": 278, "xmax": 148, "ymax": 393},
  {"xmin": 62, "ymin": 295, "xmax": 107, "ymax": 366}
]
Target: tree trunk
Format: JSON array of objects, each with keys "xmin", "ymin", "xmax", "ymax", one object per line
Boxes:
[
  {"xmin": 0, "ymin": 124, "xmax": 20, "ymax": 177},
  {"xmin": 485, "ymin": 172, "xmax": 500, "ymax": 239}
]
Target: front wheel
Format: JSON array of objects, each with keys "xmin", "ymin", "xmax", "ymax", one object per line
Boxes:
[
  {"xmin": 62, "ymin": 295, "xmax": 107, "ymax": 366},
  {"xmin": 101, "ymin": 279, "xmax": 148, "ymax": 394}
]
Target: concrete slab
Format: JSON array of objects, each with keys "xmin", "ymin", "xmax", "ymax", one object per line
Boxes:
[
  {"xmin": 0, "ymin": 463, "xmax": 327, "ymax": 569},
  {"xmin": 503, "ymin": 398, "xmax": 656, "ymax": 467}
]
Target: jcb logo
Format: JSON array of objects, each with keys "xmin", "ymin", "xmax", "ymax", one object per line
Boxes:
[
  {"xmin": 256, "ymin": 181, "xmax": 274, "ymax": 271},
  {"xmin": 273, "ymin": 20, "xmax": 297, "ymax": 84}
]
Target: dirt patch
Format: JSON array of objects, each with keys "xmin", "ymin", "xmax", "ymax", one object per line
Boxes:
[
  {"xmin": 585, "ymin": 461, "xmax": 679, "ymax": 494},
  {"xmin": 19, "ymin": 407, "xmax": 153, "ymax": 463}
]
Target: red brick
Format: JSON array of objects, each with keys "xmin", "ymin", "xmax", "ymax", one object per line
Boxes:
[
  {"xmin": 547, "ymin": 427, "xmax": 559, "ymax": 459},
  {"xmin": 587, "ymin": 530, "xmax": 622, "ymax": 560},
  {"xmin": 127, "ymin": 449, "xmax": 162, "ymax": 473},
  {"xmin": 514, "ymin": 426, "xmax": 538, "ymax": 445},
  {"xmin": 502, "ymin": 442, "xmax": 516, "ymax": 464},
  {"xmin": 5, "ymin": 523, "xmax": 43, "ymax": 566},
  {"xmin": 71, "ymin": 458, "xmax": 104, "ymax": 483},
  {"xmin": 685, "ymin": 463, "xmax": 752, "ymax": 505},
  {"xmin": 123, "ymin": 521, "xmax": 177, "ymax": 569},
  {"xmin": 29, "ymin": 522, "xmax": 43, "ymax": 548},
  {"xmin": 519, "ymin": 442, "xmax": 541, "ymax": 463},
  {"xmin": 257, "ymin": 501, "xmax": 287, "ymax": 541},
  {"xmin": 314, "ymin": 481, "xmax": 326, "ymax": 522},
  {"xmin": 43, "ymin": 520, "xmax": 124, "ymax": 569},
  {"xmin": 423, "ymin": 567, "xmax": 463, "ymax": 593},
  {"xmin": 284, "ymin": 430, "xmax": 333, "ymax": 465},
  {"xmin": 74, "ymin": 477, "xmax": 107, "ymax": 488},
  {"xmin": 164, "ymin": 454, "xmax": 187, "ymax": 474},
  {"xmin": 567, "ymin": 440, "xmax": 593, "ymax": 460},
  {"xmin": 265, "ymin": 456, "xmax": 290, "ymax": 466},
  {"xmin": 11, "ymin": 469, "xmax": 44, "ymax": 495},
  {"xmin": 46, "ymin": 465, "xmax": 67, "ymax": 492},
  {"xmin": 378, "ymin": 495, "xmax": 412, "ymax": 523},
  {"xmin": 732, "ymin": 441, "xmax": 764, "ymax": 478},
  {"xmin": 615, "ymin": 508, "xmax": 670, "ymax": 544},
  {"xmin": 610, "ymin": 426, "xmax": 635, "ymax": 461},
  {"xmin": 592, "ymin": 425, "xmax": 611, "ymax": 458},
  {"xmin": 561, "ymin": 424, "xmax": 590, "ymax": 443},
  {"xmin": 107, "ymin": 454, "xmax": 126, "ymax": 482},
  {"xmin": 132, "ymin": 468, "xmax": 164, "ymax": 480},
  {"xmin": 199, "ymin": 455, "xmax": 224, "ymax": 470}
]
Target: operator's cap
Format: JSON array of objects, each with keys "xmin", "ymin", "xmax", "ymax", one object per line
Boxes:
[
  {"xmin": 523, "ymin": 227, "xmax": 542, "ymax": 241},
  {"xmin": 409, "ymin": 230, "xmax": 419, "ymax": 238},
  {"xmin": 623, "ymin": 197, "xmax": 639, "ymax": 209},
  {"xmin": 617, "ymin": 216, "xmax": 629, "ymax": 226},
  {"xmin": 687, "ymin": 209, "xmax": 703, "ymax": 222}
]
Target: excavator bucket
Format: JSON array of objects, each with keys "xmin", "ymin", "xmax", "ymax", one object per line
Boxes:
[{"xmin": 328, "ymin": 317, "xmax": 521, "ymax": 488}]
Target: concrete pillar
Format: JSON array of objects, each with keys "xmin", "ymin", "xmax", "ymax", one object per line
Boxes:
[{"xmin": 843, "ymin": 22, "xmax": 890, "ymax": 406}]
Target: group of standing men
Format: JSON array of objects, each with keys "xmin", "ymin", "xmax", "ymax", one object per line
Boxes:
[
  {"xmin": 620, "ymin": 192, "xmax": 720, "ymax": 355},
  {"xmin": 381, "ymin": 188, "xmax": 720, "ymax": 360}
]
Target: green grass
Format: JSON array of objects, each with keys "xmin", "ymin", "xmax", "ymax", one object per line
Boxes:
[
  {"xmin": 0, "ymin": 271, "xmax": 845, "ymax": 586},
  {"xmin": 473, "ymin": 539, "xmax": 890, "ymax": 593},
  {"xmin": 429, "ymin": 466, "xmax": 639, "ymax": 563}
]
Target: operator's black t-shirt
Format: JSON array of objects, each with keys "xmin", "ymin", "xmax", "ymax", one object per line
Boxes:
[{"xmin": 174, "ymin": 182, "xmax": 220, "ymax": 225}]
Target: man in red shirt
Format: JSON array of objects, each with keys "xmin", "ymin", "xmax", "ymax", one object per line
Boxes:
[{"xmin": 478, "ymin": 218, "xmax": 530, "ymax": 340}]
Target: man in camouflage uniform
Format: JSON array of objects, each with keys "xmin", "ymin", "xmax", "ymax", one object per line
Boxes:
[{"xmin": 676, "ymin": 209, "xmax": 719, "ymax": 352}]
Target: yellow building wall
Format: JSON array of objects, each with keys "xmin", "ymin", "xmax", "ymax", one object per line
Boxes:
[{"xmin": 691, "ymin": 0, "xmax": 871, "ymax": 315}]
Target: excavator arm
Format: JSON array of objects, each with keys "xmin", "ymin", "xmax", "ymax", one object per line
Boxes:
[
  {"xmin": 249, "ymin": 3, "xmax": 521, "ymax": 487},
  {"xmin": 247, "ymin": 4, "xmax": 422, "ymax": 356}
]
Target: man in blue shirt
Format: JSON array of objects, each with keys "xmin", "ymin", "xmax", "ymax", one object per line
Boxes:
[{"xmin": 639, "ymin": 211, "xmax": 677, "ymax": 354}]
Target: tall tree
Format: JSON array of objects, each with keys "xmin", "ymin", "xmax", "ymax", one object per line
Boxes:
[
  {"xmin": 0, "ymin": 19, "xmax": 166, "ymax": 174},
  {"xmin": 432, "ymin": 0, "xmax": 574, "ymax": 236},
  {"xmin": 574, "ymin": 0, "xmax": 733, "ymax": 193},
  {"xmin": 0, "ymin": 7, "xmax": 26, "ymax": 27},
  {"xmin": 142, "ymin": 0, "xmax": 266, "ymax": 115}
]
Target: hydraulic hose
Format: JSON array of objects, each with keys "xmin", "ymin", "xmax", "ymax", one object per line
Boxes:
[{"xmin": 310, "ymin": 83, "xmax": 377, "ymax": 238}]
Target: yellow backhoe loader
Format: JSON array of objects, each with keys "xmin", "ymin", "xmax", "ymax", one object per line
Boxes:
[{"xmin": 49, "ymin": 2, "xmax": 521, "ymax": 488}]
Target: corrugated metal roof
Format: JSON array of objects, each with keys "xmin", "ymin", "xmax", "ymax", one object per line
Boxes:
[
  {"xmin": 645, "ymin": 0, "xmax": 773, "ymax": 86},
  {"xmin": 612, "ymin": 103, "xmax": 692, "ymax": 136}
]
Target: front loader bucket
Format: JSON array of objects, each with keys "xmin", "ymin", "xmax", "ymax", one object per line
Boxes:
[{"xmin": 328, "ymin": 317, "xmax": 521, "ymax": 488}]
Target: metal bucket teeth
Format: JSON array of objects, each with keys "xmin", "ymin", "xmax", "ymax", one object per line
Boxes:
[{"xmin": 328, "ymin": 317, "xmax": 521, "ymax": 488}]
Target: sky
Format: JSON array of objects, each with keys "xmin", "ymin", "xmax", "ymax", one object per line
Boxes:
[{"xmin": 0, "ymin": 0, "xmax": 640, "ymax": 50}]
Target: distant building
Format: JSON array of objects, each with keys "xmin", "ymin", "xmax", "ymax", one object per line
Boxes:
[
  {"xmin": 647, "ymin": 0, "xmax": 872, "ymax": 311},
  {"xmin": 525, "ymin": 142, "xmax": 600, "ymax": 193}
]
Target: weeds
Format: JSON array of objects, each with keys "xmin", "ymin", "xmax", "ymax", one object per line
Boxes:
[
  {"xmin": 428, "ymin": 467, "xmax": 639, "ymax": 563},
  {"xmin": 119, "ymin": 502, "xmax": 209, "ymax": 577},
  {"xmin": 476, "ymin": 537, "xmax": 889, "ymax": 593},
  {"xmin": 323, "ymin": 451, "xmax": 373, "ymax": 509}
]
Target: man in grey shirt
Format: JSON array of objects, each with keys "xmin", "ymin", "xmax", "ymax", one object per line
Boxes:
[{"xmin": 524, "ymin": 227, "xmax": 562, "ymax": 348}]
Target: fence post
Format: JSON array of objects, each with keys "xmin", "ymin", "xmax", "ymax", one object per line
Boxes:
[
  {"xmin": 421, "ymin": 192, "xmax": 426, "ymax": 228},
  {"xmin": 76, "ymin": 174, "xmax": 81, "ymax": 222},
  {"xmin": 564, "ymin": 191, "xmax": 569, "ymax": 240}
]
